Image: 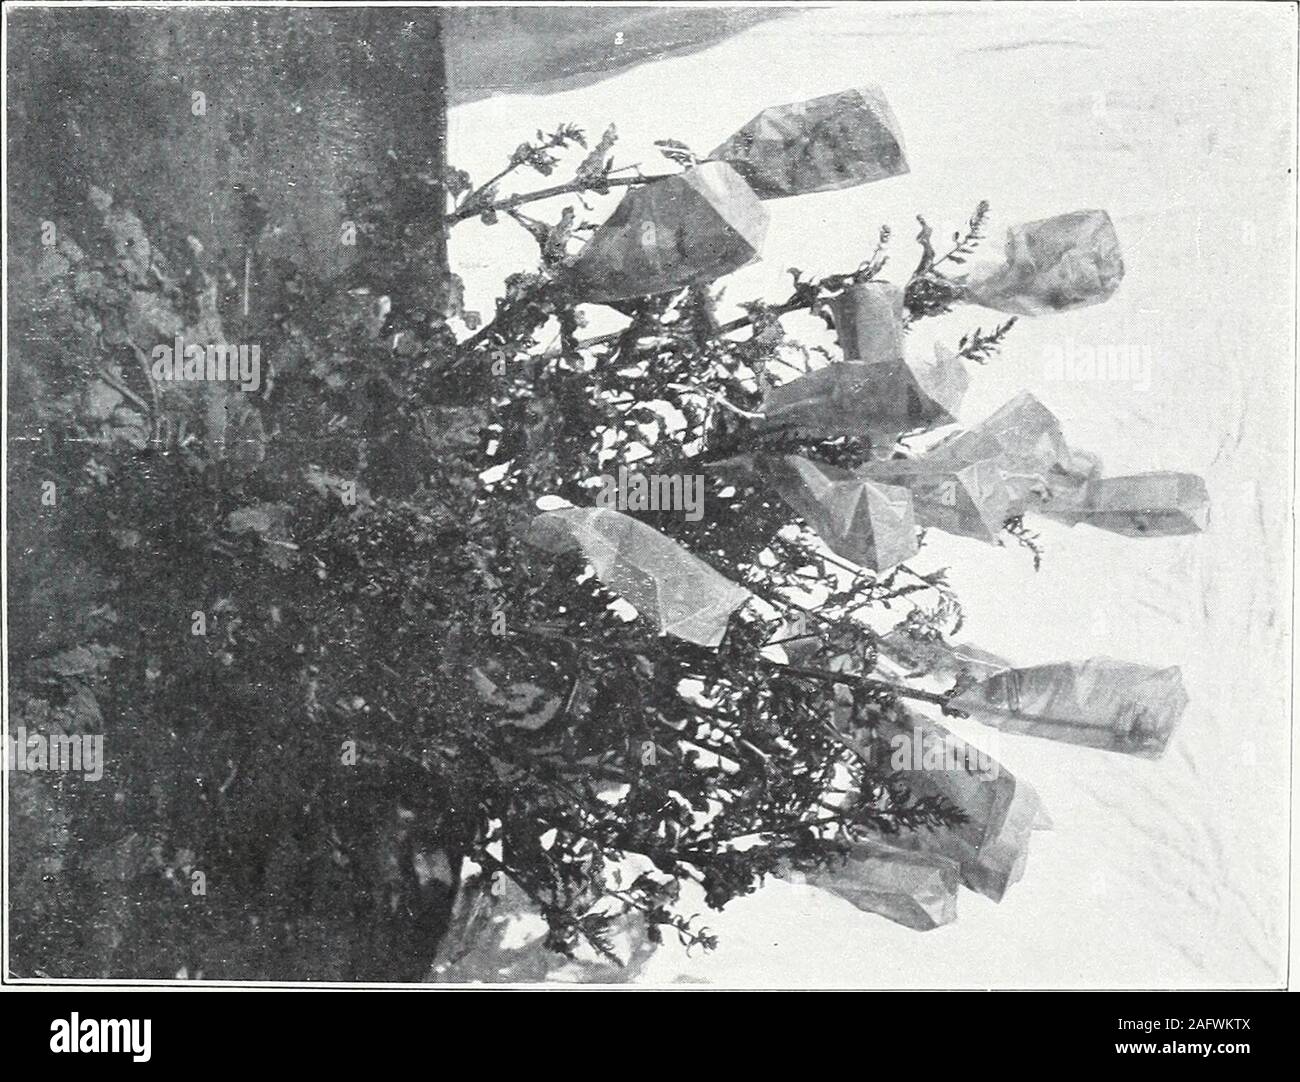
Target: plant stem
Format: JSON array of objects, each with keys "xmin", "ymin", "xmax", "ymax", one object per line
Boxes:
[
  {"xmin": 913, "ymin": 215, "xmax": 936, "ymax": 278},
  {"xmin": 507, "ymin": 624, "xmax": 954, "ymax": 709},
  {"xmin": 535, "ymin": 289, "xmax": 813, "ymax": 362},
  {"xmin": 446, "ymin": 173, "xmax": 655, "ymax": 225}
]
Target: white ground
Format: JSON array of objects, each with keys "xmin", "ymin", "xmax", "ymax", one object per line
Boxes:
[{"xmin": 442, "ymin": 2, "xmax": 1295, "ymax": 987}]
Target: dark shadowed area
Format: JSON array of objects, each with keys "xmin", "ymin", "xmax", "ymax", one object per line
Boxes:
[{"xmin": 7, "ymin": 6, "xmax": 784, "ymax": 278}]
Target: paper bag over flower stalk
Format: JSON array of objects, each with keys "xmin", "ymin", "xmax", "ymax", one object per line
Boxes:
[
  {"xmin": 876, "ymin": 631, "xmax": 1189, "ymax": 759},
  {"xmin": 565, "ymin": 161, "xmax": 768, "ymax": 304},
  {"xmin": 527, "ymin": 507, "xmax": 752, "ymax": 648},
  {"xmin": 951, "ymin": 658, "xmax": 1190, "ymax": 758},
  {"xmin": 861, "ymin": 457, "xmax": 1014, "ymax": 544},
  {"xmin": 926, "ymin": 391, "xmax": 1101, "ymax": 511},
  {"xmin": 876, "ymin": 710, "xmax": 1042, "ymax": 903},
  {"xmin": 710, "ymin": 453, "xmax": 920, "ymax": 571},
  {"xmin": 761, "ymin": 282, "xmax": 968, "ymax": 443},
  {"xmin": 963, "ymin": 209, "xmax": 1124, "ymax": 316},
  {"xmin": 799, "ymin": 840, "xmax": 960, "ymax": 931},
  {"xmin": 710, "ymin": 86, "xmax": 909, "ymax": 199},
  {"xmin": 1042, "ymin": 471, "xmax": 1210, "ymax": 537},
  {"xmin": 831, "ymin": 279, "xmax": 906, "ymax": 365}
]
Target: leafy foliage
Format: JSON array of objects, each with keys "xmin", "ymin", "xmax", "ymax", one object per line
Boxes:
[
  {"xmin": 9, "ymin": 111, "xmax": 999, "ymax": 978},
  {"xmin": 904, "ymin": 202, "xmax": 992, "ymax": 321},
  {"xmin": 956, "ymin": 319, "xmax": 1019, "ymax": 365},
  {"xmin": 654, "ymin": 138, "xmax": 701, "ymax": 168}
]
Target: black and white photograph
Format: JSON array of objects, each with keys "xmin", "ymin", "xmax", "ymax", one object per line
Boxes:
[{"xmin": 2, "ymin": 0, "xmax": 1296, "ymax": 1023}]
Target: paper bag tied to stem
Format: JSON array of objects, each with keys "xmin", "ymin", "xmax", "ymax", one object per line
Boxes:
[
  {"xmin": 831, "ymin": 280, "xmax": 906, "ymax": 365},
  {"xmin": 965, "ymin": 209, "xmax": 1124, "ymax": 316},
  {"xmin": 1043, "ymin": 471, "xmax": 1210, "ymax": 537},
  {"xmin": 711, "ymin": 86, "xmax": 909, "ymax": 199},
  {"xmin": 861, "ymin": 457, "xmax": 1014, "ymax": 544},
  {"xmin": 952, "ymin": 658, "xmax": 1189, "ymax": 757},
  {"xmin": 878, "ymin": 710, "xmax": 1042, "ymax": 903},
  {"xmin": 760, "ymin": 282, "xmax": 967, "ymax": 445},
  {"xmin": 709, "ymin": 453, "xmax": 920, "ymax": 571},
  {"xmin": 527, "ymin": 506, "xmax": 751, "ymax": 647},
  {"xmin": 926, "ymin": 391, "xmax": 1101, "ymax": 511},
  {"xmin": 801, "ymin": 840, "xmax": 960, "ymax": 931},
  {"xmin": 566, "ymin": 161, "xmax": 768, "ymax": 304}
]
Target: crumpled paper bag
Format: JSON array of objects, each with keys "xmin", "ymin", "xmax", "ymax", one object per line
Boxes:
[
  {"xmin": 952, "ymin": 657, "xmax": 1189, "ymax": 758},
  {"xmin": 710, "ymin": 454, "xmax": 919, "ymax": 570},
  {"xmin": 711, "ymin": 86, "xmax": 908, "ymax": 199},
  {"xmin": 800, "ymin": 839, "xmax": 960, "ymax": 931},
  {"xmin": 965, "ymin": 209, "xmax": 1123, "ymax": 316},
  {"xmin": 878, "ymin": 710, "xmax": 1042, "ymax": 902},
  {"xmin": 861, "ymin": 457, "xmax": 1013, "ymax": 544},
  {"xmin": 527, "ymin": 506, "xmax": 751, "ymax": 647},
  {"xmin": 1043, "ymin": 471, "xmax": 1209, "ymax": 536},
  {"xmin": 926, "ymin": 391, "xmax": 1101, "ymax": 510},
  {"xmin": 761, "ymin": 345, "xmax": 968, "ymax": 445},
  {"xmin": 831, "ymin": 281, "xmax": 905, "ymax": 365},
  {"xmin": 566, "ymin": 161, "xmax": 768, "ymax": 303}
]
